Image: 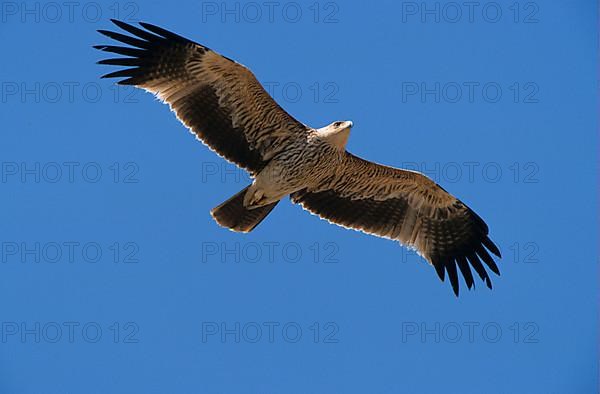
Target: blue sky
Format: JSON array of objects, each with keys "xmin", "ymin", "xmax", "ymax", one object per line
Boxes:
[{"xmin": 0, "ymin": 0, "xmax": 597, "ymax": 393}]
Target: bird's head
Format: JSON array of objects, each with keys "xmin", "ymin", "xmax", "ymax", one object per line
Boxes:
[{"xmin": 317, "ymin": 120, "xmax": 354, "ymax": 149}]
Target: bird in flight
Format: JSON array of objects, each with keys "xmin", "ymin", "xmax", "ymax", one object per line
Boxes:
[{"xmin": 95, "ymin": 19, "xmax": 501, "ymax": 296}]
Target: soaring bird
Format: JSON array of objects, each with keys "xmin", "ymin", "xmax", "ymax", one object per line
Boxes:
[{"xmin": 95, "ymin": 19, "xmax": 501, "ymax": 296}]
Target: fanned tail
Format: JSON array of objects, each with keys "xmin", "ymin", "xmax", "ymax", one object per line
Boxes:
[{"xmin": 210, "ymin": 186, "xmax": 279, "ymax": 232}]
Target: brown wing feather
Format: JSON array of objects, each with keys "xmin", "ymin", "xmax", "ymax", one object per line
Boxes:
[
  {"xmin": 95, "ymin": 19, "xmax": 309, "ymax": 174},
  {"xmin": 291, "ymin": 153, "xmax": 501, "ymax": 296}
]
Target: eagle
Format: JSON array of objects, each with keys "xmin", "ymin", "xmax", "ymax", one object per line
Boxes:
[{"xmin": 95, "ymin": 19, "xmax": 501, "ymax": 296}]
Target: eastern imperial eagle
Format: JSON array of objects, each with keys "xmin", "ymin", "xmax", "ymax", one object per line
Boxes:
[{"xmin": 95, "ymin": 19, "xmax": 501, "ymax": 296}]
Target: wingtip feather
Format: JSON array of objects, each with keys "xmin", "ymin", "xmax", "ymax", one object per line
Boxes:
[
  {"xmin": 483, "ymin": 236, "xmax": 502, "ymax": 258},
  {"xmin": 445, "ymin": 261, "xmax": 460, "ymax": 297}
]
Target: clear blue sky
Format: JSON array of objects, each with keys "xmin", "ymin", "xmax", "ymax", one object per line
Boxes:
[{"xmin": 0, "ymin": 1, "xmax": 597, "ymax": 393}]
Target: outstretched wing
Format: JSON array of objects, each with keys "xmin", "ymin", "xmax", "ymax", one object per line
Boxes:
[
  {"xmin": 95, "ymin": 19, "xmax": 310, "ymax": 175},
  {"xmin": 291, "ymin": 153, "xmax": 501, "ymax": 296}
]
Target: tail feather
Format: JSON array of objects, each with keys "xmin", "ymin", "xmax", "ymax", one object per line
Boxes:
[{"xmin": 210, "ymin": 186, "xmax": 278, "ymax": 232}]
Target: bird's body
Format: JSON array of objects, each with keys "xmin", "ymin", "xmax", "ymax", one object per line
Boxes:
[
  {"xmin": 247, "ymin": 125, "xmax": 348, "ymax": 208},
  {"xmin": 95, "ymin": 20, "xmax": 502, "ymax": 296}
]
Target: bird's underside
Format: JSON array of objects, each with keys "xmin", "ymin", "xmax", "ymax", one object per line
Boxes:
[{"xmin": 95, "ymin": 19, "xmax": 502, "ymax": 296}]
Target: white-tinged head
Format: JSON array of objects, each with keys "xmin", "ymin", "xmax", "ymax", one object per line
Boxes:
[{"xmin": 316, "ymin": 120, "xmax": 354, "ymax": 149}]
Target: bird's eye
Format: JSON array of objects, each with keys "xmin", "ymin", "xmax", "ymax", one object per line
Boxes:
[{"xmin": 334, "ymin": 122, "xmax": 342, "ymax": 127}]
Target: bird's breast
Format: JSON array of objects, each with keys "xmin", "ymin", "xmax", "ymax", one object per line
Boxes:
[{"xmin": 265, "ymin": 138, "xmax": 343, "ymax": 189}]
